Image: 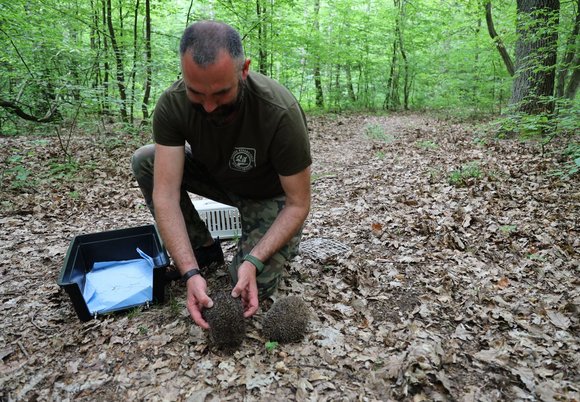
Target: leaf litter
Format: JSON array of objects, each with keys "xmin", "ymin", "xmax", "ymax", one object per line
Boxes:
[{"xmin": 0, "ymin": 114, "xmax": 578, "ymax": 401}]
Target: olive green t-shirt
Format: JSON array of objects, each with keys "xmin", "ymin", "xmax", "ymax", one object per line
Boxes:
[{"xmin": 152, "ymin": 72, "xmax": 311, "ymax": 199}]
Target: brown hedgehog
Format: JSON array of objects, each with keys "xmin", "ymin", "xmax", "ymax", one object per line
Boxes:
[
  {"xmin": 262, "ymin": 296, "xmax": 309, "ymax": 343},
  {"xmin": 202, "ymin": 291, "xmax": 246, "ymax": 348}
]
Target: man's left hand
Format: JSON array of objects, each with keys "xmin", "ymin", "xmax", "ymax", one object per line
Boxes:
[{"xmin": 231, "ymin": 262, "xmax": 259, "ymax": 318}]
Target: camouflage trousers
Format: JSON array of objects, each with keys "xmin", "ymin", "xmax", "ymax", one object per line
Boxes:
[{"xmin": 131, "ymin": 144, "xmax": 302, "ymax": 299}]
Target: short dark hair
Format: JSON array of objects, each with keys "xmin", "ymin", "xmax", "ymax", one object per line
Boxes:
[{"xmin": 179, "ymin": 21, "xmax": 244, "ymax": 67}]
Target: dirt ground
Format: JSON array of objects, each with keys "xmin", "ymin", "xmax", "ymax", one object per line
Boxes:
[{"xmin": 0, "ymin": 113, "xmax": 578, "ymax": 401}]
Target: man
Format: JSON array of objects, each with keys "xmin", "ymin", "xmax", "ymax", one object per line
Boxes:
[{"xmin": 131, "ymin": 21, "xmax": 311, "ymax": 329}]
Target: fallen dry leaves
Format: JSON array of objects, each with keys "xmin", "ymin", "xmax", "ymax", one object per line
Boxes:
[{"xmin": 0, "ymin": 113, "xmax": 578, "ymax": 401}]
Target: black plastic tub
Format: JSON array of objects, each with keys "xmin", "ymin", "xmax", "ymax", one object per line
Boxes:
[{"xmin": 57, "ymin": 225, "xmax": 170, "ymax": 321}]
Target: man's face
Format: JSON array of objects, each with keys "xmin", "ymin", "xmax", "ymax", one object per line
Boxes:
[{"xmin": 181, "ymin": 49, "xmax": 250, "ymax": 125}]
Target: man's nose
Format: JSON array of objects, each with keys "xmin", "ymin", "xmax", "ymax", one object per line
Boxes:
[{"xmin": 203, "ymin": 100, "xmax": 218, "ymax": 113}]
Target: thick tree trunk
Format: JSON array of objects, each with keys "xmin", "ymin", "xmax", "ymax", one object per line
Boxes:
[{"xmin": 510, "ymin": 0, "xmax": 560, "ymax": 114}]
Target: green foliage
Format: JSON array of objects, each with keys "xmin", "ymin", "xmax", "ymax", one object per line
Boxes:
[
  {"xmin": 491, "ymin": 99, "xmax": 578, "ymax": 141},
  {"xmin": 265, "ymin": 341, "xmax": 279, "ymax": 352},
  {"xmin": 415, "ymin": 140, "xmax": 438, "ymax": 149},
  {"xmin": 550, "ymin": 142, "xmax": 580, "ymax": 179},
  {"xmin": 487, "ymin": 99, "xmax": 579, "ymax": 177},
  {"xmin": 448, "ymin": 162, "xmax": 483, "ymax": 186},
  {"xmin": 499, "ymin": 225, "xmax": 518, "ymax": 234},
  {"xmin": 0, "ymin": 0, "xmax": 577, "ymax": 130},
  {"xmin": 365, "ymin": 123, "xmax": 394, "ymax": 142},
  {"xmin": 2, "ymin": 152, "xmax": 36, "ymax": 190},
  {"xmin": 48, "ymin": 159, "xmax": 79, "ymax": 180},
  {"xmin": 127, "ymin": 306, "xmax": 142, "ymax": 319},
  {"xmin": 167, "ymin": 290, "xmax": 182, "ymax": 316}
]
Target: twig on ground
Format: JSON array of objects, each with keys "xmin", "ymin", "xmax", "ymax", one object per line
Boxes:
[{"xmin": 17, "ymin": 341, "xmax": 29, "ymax": 358}]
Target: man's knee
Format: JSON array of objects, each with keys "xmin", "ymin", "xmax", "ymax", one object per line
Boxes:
[{"xmin": 131, "ymin": 144, "xmax": 155, "ymax": 176}]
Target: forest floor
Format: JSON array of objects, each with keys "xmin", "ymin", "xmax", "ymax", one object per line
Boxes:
[{"xmin": 0, "ymin": 113, "xmax": 578, "ymax": 402}]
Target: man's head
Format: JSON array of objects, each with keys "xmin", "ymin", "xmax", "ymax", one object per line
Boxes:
[{"xmin": 179, "ymin": 21, "xmax": 250, "ymax": 124}]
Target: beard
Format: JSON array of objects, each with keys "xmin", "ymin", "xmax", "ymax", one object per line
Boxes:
[{"xmin": 193, "ymin": 79, "xmax": 246, "ymax": 126}]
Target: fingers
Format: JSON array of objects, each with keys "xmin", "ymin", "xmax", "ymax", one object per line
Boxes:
[
  {"xmin": 243, "ymin": 279, "xmax": 259, "ymax": 317},
  {"xmin": 231, "ymin": 276, "xmax": 259, "ymax": 318},
  {"xmin": 245, "ymin": 299, "xmax": 259, "ymax": 317},
  {"xmin": 231, "ymin": 283, "xmax": 242, "ymax": 299},
  {"xmin": 196, "ymin": 292, "xmax": 214, "ymax": 309},
  {"xmin": 187, "ymin": 302, "xmax": 210, "ymax": 329},
  {"xmin": 186, "ymin": 278, "xmax": 212, "ymax": 329},
  {"xmin": 231, "ymin": 266, "xmax": 249, "ymax": 298}
]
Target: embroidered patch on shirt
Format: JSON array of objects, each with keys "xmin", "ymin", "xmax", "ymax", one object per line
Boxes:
[{"xmin": 229, "ymin": 147, "xmax": 256, "ymax": 172}]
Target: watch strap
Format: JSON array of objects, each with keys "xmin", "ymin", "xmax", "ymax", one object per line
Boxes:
[
  {"xmin": 181, "ymin": 268, "xmax": 201, "ymax": 283},
  {"xmin": 243, "ymin": 254, "xmax": 265, "ymax": 274}
]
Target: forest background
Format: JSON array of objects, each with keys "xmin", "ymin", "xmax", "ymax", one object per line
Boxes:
[{"xmin": 0, "ymin": 0, "xmax": 578, "ymax": 146}]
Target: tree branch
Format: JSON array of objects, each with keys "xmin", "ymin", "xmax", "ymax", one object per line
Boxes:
[
  {"xmin": 485, "ymin": 1, "xmax": 515, "ymax": 76},
  {"xmin": 0, "ymin": 99, "xmax": 58, "ymax": 123},
  {"xmin": 0, "ymin": 28, "xmax": 34, "ymax": 79}
]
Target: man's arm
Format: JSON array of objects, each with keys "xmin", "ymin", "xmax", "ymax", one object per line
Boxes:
[
  {"xmin": 232, "ymin": 165, "xmax": 311, "ymax": 316},
  {"xmin": 153, "ymin": 144, "xmax": 213, "ymax": 328}
]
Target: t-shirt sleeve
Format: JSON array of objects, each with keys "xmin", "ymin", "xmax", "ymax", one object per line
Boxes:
[
  {"xmin": 152, "ymin": 91, "xmax": 186, "ymax": 147},
  {"xmin": 270, "ymin": 102, "xmax": 312, "ymax": 176}
]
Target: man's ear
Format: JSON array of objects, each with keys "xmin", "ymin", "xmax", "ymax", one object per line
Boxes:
[{"xmin": 241, "ymin": 58, "xmax": 251, "ymax": 79}]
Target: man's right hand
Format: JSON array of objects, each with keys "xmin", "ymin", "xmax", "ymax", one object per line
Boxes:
[{"xmin": 185, "ymin": 275, "xmax": 213, "ymax": 329}]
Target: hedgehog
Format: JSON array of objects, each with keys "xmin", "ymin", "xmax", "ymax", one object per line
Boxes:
[
  {"xmin": 262, "ymin": 296, "xmax": 309, "ymax": 343},
  {"xmin": 202, "ymin": 291, "xmax": 246, "ymax": 348}
]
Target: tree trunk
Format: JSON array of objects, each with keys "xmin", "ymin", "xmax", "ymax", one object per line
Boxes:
[
  {"xmin": 90, "ymin": 0, "xmax": 103, "ymax": 114},
  {"xmin": 397, "ymin": 0, "xmax": 410, "ymax": 110},
  {"xmin": 345, "ymin": 65, "xmax": 356, "ymax": 102},
  {"xmin": 142, "ymin": 0, "xmax": 152, "ymax": 120},
  {"xmin": 106, "ymin": 0, "xmax": 128, "ymax": 121},
  {"xmin": 555, "ymin": 0, "xmax": 579, "ymax": 99},
  {"xmin": 130, "ymin": 0, "xmax": 140, "ymax": 124},
  {"xmin": 102, "ymin": 0, "xmax": 111, "ymax": 115},
  {"xmin": 333, "ymin": 65, "xmax": 340, "ymax": 109},
  {"xmin": 564, "ymin": 57, "xmax": 579, "ymax": 99},
  {"xmin": 485, "ymin": 1, "xmax": 515, "ymax": 76},
  {"xmin": 313, "ymin": 0, "xmax": 323, "ymax": 107},
  {"xmin": 256, "ymin": 0, "xmax": 268, "ymax": 75},
  {"xmin": 384, "ymin": 40, "xmax": 399, "ymax": 110},
  {"xmin": 314, "ymin": 65, "xmax": 323, "ymax": 108},
  {"xmin": 510, "ymin": 0, "xmax": 560, "ymax": 114}
]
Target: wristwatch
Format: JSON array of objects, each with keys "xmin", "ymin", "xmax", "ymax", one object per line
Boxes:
[
  {"xmin": 181, "ymin": 268, "xmax": 201, "ymax": 283},
  {"xmin": 243, "ymin": 254, "xmax": 265, "ymax": 274}
]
